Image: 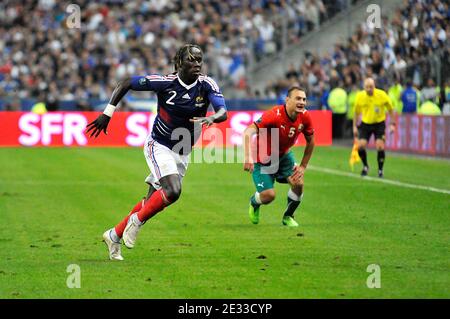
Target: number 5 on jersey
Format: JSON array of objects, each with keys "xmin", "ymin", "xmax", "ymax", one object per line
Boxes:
[{"xmin": 288, "ymin": 127, "xmax": 295, "ymax": 138}]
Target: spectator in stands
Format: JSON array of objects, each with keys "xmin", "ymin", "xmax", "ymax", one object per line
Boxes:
[
  {"xmin": 262, "ymin": 0, "xmax": 448, "ymax": 105},
  {"xmin": 328, "ymin": 83, "xmax": 347, "ymax": 139},
  {"xmin": 0, "ymin": 0, "xmax": 355, "ymax": 108},
  {"xmin": 388, "ymin": 76, "xmax": 403, "ymax": 114},
  {"xmin": 401, "ymin": 81, "xmax": 419, "ymax": 114},
  {"xmin": 0, "ymin": 0, "xmax": 448, "ymax": 107},
  {"xmin": 3, "ymin": 95, "xmax": 21, "ymax": 111},
  {"xmin": 421, "ymin": 78, "xmax": 441, "ymax": 106},
  {"xmin": 31, "ymin": 92, "xmax": 47, "ymax": 114},
  {"xmin": 418, "ymin": 100, "xmax": 442, "ymax": 115},
  {"xmin": 285, "ymin": 63, "xmax": 300, "ymax": 80}
]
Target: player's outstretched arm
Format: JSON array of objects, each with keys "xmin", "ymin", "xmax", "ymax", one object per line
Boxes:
[
  {"xmin": 388, "ymin": 109, "xmax": 396, "ymax": 134},
  {"xmin": 385, "ymin": 93, "xmax": 396, "ymax": 134},
  {"xmin": 210, "ymin": 108, "xmax": 227, "ymax": 123},
  {"xmin": 190, "ymin": 108, "xmax": 227, "ymax": 127},
  {"xmin": 86, "ymin": 78, "xmax": 132, "ymax": 138},
  {"xmin": 353, "ymin": 95, "xmax": 361, "ymax": 138},
  {"xmin": 300, "ymin": 134, "xmax": 315, "ymax": 169}
]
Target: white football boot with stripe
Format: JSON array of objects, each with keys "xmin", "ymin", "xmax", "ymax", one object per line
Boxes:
[
  {"xmin": 123, "ymin": 213, "xmax": 142, "ymax": 249},
  {"xmin": 102, "ymin": 229, "xmax": 124, "ymax": 261}
]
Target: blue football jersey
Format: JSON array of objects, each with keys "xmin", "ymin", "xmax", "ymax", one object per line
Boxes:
[
  {"xmin": 401, "ymin": 87, "xmax": 418, "ymax": 113},
  {"xmin": 130, "ymin": 73, "xmax": 227, "ymax": 152}
]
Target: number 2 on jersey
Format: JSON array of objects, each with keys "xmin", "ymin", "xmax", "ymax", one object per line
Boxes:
[{"xmin": 166, "ymin": 90, "xmax": 177, "ymax": 105}]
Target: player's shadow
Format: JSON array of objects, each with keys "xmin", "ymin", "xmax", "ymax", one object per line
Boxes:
[{"xmin": 77, "ymin": 259, "xmax": 115, "ymax": 263}]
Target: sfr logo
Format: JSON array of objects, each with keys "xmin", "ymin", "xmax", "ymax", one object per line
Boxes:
[{"xmin": 19, "ymin": 113, "xmax": 88, "ymax": 146}]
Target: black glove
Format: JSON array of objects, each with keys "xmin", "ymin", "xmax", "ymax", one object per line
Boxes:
[{"xmin": 86, "ymin": 114, "xmax": 111, "ymax": 138}]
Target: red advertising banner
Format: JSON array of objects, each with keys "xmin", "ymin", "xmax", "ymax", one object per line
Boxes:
[
  {"xmin": 381, "ymin": 114, "xmax": 450, "ymax": 157},
  {"xmin": 0, "ymin": 111, "xmax": 332, "ymax": 147}
]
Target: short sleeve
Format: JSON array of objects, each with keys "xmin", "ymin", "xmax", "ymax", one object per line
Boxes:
[
  {"xmin": 204, "ymin": 76, "xmax": 227, "ymax": 111},
  {"xmin": 383, "ymin": 91, "xmax": 394, "ymax": 111},
  {"xmin": 254, "ymin": 109, "xmax": 276, "ymax": 129}
]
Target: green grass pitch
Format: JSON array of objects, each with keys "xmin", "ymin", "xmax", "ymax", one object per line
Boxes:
[{"xmin": 0, "ymin": 146, "xmax": 448, "ymax": 298}]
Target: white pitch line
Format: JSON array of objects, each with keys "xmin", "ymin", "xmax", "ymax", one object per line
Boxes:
[{"xmin": 308, "ymin": 165, "xmax": 450, "ymax": 195}]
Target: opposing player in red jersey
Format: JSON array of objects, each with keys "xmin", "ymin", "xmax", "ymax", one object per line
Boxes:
[{"xmin": 243, "ymin": 86, "xmax": 315, "ymax": 227}]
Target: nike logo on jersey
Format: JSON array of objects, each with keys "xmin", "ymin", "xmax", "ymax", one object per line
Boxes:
[
  {"xmin": 276, "ymin": 109, "xmax": 281, "ymax": 116},
  {"xmin": 182, "ymin": 93, "xmax": 190, "ymax": 99},
  {"xmin": 281, "ymin": 125, "xmax": 285, "ymax": 130}
]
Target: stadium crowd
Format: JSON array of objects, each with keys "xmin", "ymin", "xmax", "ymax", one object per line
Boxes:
[
  {"xmin": 0, "ymin": 0, "xmax": 354, "ymax": 111},
  {"xmin": 262, "ymin": 0, "xmax": 450, "ymax": 114}
]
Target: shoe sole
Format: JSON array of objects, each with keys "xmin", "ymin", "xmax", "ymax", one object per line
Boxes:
[
  {"xmin": 282, "ymin": 219, "xmax": 299, "ymax": 227},
  {"xmin": 283, "ymin": 224, "xmax": 299, "ymax": 227},
  {"xmin": 123, "ymin": 241, "xmax": 134, "ymax": 249}
]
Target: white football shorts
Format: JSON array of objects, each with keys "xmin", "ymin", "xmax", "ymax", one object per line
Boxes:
[{"xmin": 143, "ymin": 136, "xmax": 190, "ymax": 190}]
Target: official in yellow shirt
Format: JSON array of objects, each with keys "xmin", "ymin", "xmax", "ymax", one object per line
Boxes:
[{"xmin": 352, "ymin": 78, "xmax": 396, "ymax": 178}]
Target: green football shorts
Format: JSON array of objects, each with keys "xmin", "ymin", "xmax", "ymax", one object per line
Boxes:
[{"xmin": 252, "ymin": 151, "xmax": 296, "ymax": 193}]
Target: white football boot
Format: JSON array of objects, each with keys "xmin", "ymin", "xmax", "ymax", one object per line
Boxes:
[
  {"xmin": 123, "ymin": 213, "xmax": 142, "ymax": 249},
  {"xmin": 102, "ymin": 229, "xmax": 124, "ymax": 261}
]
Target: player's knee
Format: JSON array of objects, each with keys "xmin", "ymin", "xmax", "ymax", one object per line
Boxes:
[
  {"xmin": 292, "ymin": 179, "xmax": 303, "ymax": 189},
  {"xmin": 163, "ymin": 184, "xmax": 182, "ymax": 203},
  {"xmin": 358, "ymin": 139, "xmax": 367, "ymax": 149},
  {"xmin": 376, "ymin": 142, "xmax": 385, "ymax": 150},
  {"xmin": 160, "ymin": 175, "xmax": 182, "ymax": 203},
  {"xmin": 260, "ymin": 189, "xmax": 276, "ymax": 204}
]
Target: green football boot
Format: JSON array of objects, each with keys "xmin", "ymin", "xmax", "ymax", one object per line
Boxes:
[
  {"xmin": 282, "ymin": 216, "xmax": 299, "ymax": 227},
  {"xmin": 248, "ymin": 203, "xmax": 260, "ymax": 224}
]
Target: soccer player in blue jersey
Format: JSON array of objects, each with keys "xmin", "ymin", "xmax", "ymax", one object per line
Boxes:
[{"xmin": 86, "ymin": 44, "xmax": 227, "ymax": 260}]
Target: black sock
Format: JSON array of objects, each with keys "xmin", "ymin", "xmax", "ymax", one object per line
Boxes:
[
  {"xmin": 283, "ymin": 196, "xmax": 301, "ymax": 217},
  {"xmin": 377, "ymin": 150, "xmax": 385, "ymax": 171},
  {"xmin": 358, "ymin": 148, "xmax": 368, "ymax": 167}
]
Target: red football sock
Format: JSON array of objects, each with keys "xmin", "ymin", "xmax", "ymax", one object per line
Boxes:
[
  {"xmin": 137, "ymin": 189, "xmax": 170, "ymax": 223},
  {"xmin": 114, "ymin": 198, "xmax": 145, "ymax": 238}
]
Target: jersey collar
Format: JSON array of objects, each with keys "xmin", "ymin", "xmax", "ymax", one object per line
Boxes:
[
  {"xmin": 283, "ymin": 104, "xmax": 297, "ymax": 122},
  {"xmin": 177, "ymin": 74, "xmax": 198, "ymax": 90}
]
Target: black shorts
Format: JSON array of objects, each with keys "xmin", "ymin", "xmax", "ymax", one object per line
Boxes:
[{"xmin": 358, "ymin": 121, "xmax": 386, "ymax": 141}]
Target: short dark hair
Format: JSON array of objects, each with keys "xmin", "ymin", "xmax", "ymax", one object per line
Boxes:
[
  {"xmin": 173, "ymin": 44, "xmax": 202, "ymax": 71},
  {"xmin": 287, "ymin": 86, "xmax": 307, "ymax": 97}
]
